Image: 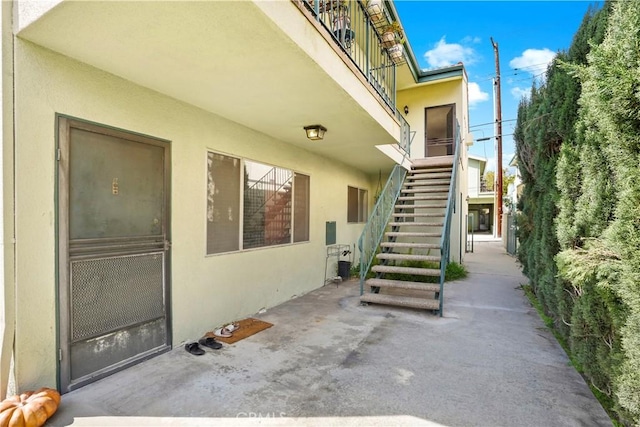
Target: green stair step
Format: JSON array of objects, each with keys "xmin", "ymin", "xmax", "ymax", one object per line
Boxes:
[
  {"xmin": 372, "ymin": 265, "xmax": 441, "ymax": 276},
  {"xmin": 393, "ymin": 212, "xmax": 445, "ymax": 218},
  {"xmin": 398, "ymin": 195, "xmax": 449, "ymax": 201},
  {"xmin": 380, "ymin": 242, "xmax": 441, "ymax": 249},
  {"xmin": 366, "ymin": 278, "xmax": 441, "ymax": 292},
  {"xmin": 388, "ymin": 221, "xmax": 444, "ymax": 227},
  {"xmin": 395, "ymin": 203, "xmax": 447, "ymax": 209},
  {"xmin": 406, "ymin": 179, "xmax": 451, "ymax": 185},
  {"xmin": 401, "ymin": 187, "xmax": 450, "ymax": 193},
  {"xmin": 408, "ymin": 174, "xmax": 451, "ymax": 181},
  {"xmin": 376, "ymin": 253, "xmax": 441, "ymax": 263},
  {"xmin": 360, "ymin": 293, "xmax": 440, "ymax": 311},
  {"xmin": 409, "ymin": 166, "xmax": 453, "ymax": 173},
  {"xmin": 385, "ymin": 231, "xmax": 441, "ymax": 238}
]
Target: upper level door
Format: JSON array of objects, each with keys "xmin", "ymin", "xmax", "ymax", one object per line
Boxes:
[
  {"xmin": 425, "ymin": 104, "xmax": 455, "ymax": 157},
  {"xmin": 57, "ymin": 117, "xmax": 171, "ymax": 393}
]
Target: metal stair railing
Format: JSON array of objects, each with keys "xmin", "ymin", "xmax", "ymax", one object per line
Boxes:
[
  {"xmin": 244, "ymin": 167, "xmax": 293, "ymax": 248},
  {"xmin": 358, "ymin": 164, "xmax": 407, "ymax": 296},
  {"xmin": 395, "ymin": 108, "xmax": 411, "ymax": 156},
  {"xmin": 245, "ymin": 167, "xmax": 293, "ymax": 218},
  {"xmin": 438, "ymin": 122, "xmax": 461, "ymax": 316}
]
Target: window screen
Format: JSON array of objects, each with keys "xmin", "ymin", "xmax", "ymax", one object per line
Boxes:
[
  {"xmin": 348, "ymin": 186, "xmax": 368, "ymax": 223},
  {"xmin": 206, "ymin": 152, "xmax": 241, "ymax": 254},
  {"xmin": 294, "ymin": 173, "xmax": 310, "ymax": 242},
  {"xmin": 207, "ymin": 152, "xmax": 309, "ymax": 253}
]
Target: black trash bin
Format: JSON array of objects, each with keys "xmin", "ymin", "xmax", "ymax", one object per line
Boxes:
[{"xmin": 338, "ymin": 261, "xmax": 351, "ymax": 280}]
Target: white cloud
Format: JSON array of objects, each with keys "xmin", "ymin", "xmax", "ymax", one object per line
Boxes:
[
  {"xmin": 424, "ymin": 36, "xmax": 477, "ymax": 68},
  {"xmin": 511, "ymin": 86, "xmax": 531, "ymax": 100},
  {"xmin": 461, "ymin": 36, "xmax": 482, "ymax": 44},
  {"xmin": 509, "ymin": 48, "xmax": 556, "ymax": 76},
  {"xmin": 468, "ymin": 82, "xmax": 489, "ymax": 107}
]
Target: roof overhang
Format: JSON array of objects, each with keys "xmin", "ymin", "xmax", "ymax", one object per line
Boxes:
[{"xmin": 15, "ymin": 0, "xmax": 400, "ymax": 174}]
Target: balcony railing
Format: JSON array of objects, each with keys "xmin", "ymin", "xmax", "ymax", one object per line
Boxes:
[
  {"xmin": 480, "ymin": 178, "xmax": 492, "ymax": 193},
  {"xmin": 301, "ymin": 0, "xmax": 402, "ymax": 111}
]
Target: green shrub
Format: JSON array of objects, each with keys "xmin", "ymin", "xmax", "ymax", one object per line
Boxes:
[
  {"xmin": 445, "ymin": 262, "xmax": 467, "ymax": 281},
  {"xmin": 380, "ymin": 259, "xmax": 467, "ymax": 284}
]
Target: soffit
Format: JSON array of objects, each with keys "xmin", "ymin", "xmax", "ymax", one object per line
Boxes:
[{"xmin": 17, "ymin": 1, "xmax": 398, "ymax": 173}]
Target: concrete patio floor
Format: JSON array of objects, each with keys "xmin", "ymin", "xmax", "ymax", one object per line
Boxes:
[{"xmin": 47, "ymin": 241, "xmax": 611, "ymax": 427}]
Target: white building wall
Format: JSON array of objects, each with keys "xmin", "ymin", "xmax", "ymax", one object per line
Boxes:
[
  {"xmin": 12, "ymin": 40, "xmax": 373, "ymax": 390},
  {"xmin": 468, "ymin": 159, "xmax": 481, "ymax": 197}
]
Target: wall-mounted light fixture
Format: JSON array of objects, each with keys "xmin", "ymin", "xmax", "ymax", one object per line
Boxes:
[
  {"xmin": 304, "ymin": 124, "xmax": 327, "ymax": 141},
  {"xmin": 403, "ymin": 105, "xmax": 409, "ymax": 115}
]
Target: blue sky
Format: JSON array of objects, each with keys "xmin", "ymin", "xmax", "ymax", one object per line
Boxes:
[{"xmin": 395, "ymin": 0, "xmax": 601, "ymax": 171}]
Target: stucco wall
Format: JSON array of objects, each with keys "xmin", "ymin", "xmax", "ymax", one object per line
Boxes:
[
  {"xmin": 396, "ymin": 79, "xmax": 469, "ymax": 264},
  {"xmin": 13, "ymin": 40, "xmax": 371, "ymax": 390},
  {"xmin": 397, "ymin": 79, "xmax": 465, "ymax": 160},
  {"xmin": 1, "ymin": 0, "xmax": 15, "ymax": 399},
  {"xmin": 468, "ymin": 158, "xmax": 481, "ymax": 197}
]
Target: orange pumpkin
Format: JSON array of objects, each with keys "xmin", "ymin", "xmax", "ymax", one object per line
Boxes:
[{"xmin": 0, "ymin": 388, "xmax": 61, "ymax": 427}]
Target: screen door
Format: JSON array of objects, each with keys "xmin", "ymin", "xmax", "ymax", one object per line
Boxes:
[{"xmin": 57, "ymin": 117, "xmax": 171, "ymax": 392}]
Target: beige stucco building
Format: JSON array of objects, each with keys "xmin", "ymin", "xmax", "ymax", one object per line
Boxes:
[
  {"xmin": 467, "ymin": 154, "xmax": 496, "ymax": 234},
  {"xmin": 0, "ymin": 0, "xmax": 471, "ymax": 396}
]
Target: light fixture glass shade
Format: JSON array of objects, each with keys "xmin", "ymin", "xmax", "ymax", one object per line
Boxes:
[{"xmin": 304, "ymin": 125, "xmax": 327, "ymax": 140}]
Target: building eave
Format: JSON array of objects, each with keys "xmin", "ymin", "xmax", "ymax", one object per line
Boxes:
[{"xmin": 386, "ymin": 1, "xmax": 466, "ymax": 87}]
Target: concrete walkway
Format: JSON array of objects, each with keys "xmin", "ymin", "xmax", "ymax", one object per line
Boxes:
[{"xmin": 48, "ymin": 242, "xmax": 611, "ymax": 426}]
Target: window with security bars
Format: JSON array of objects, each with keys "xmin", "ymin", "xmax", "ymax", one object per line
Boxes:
[
  {"xmin": 206, "ymin": 151, "xmax": 310, "ymax": 254},
  {"xmin": 347, "ymin": 186, "xmax": 368, "ymax": 223}
]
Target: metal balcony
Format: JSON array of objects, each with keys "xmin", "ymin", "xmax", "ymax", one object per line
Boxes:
[{"xmin": 301, "ymin": 0, "xmax": 404, "ymax": 111}]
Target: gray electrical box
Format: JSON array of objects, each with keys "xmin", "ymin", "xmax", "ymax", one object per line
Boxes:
[{"xmin": 325, "ymin": 221, "xmax": 336, "ymax": 245}]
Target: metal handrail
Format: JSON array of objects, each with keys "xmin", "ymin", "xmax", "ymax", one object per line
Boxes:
[
  {"xmin": 244, "ymin": 166, "xmax": 293, "ymax": 248},
  {"xmin": 396, "ymin": 108, "xmax": 411, "ymax": 156},
  {"xmin": 301, "ymin": 0, "xmax": 399, "ymax": 111},
  {"xmin": 358, "ymin": 164, "xmax": 407, "ymax": 295},
  {"xmin": 244, "ymin": 167, "xmax": 292, "ymax": 219},
  {"xmin": 438, "ymin": 122, "xmax": 461, "ymax": 316}
]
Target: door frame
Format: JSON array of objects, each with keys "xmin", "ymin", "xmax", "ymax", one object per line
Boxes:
[
  {"xmin": 56, "ymin": 115, "xmax": 172, "ymax": 392},
  {"xmin": 424, "ymin": 103, "xmax": 456, "ymax": 157}
]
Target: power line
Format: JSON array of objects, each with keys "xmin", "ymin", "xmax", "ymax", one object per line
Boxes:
[
  {"xmin": 476, "ymin": 133, "xmax": 515, "ymax": 142},
  {"xmin": 470, "ymin": 119, "xmax": 517, "ymax": 129},
  {"xmin": 512, "ymin": 61, "xmax": 552, "ymax": 71}
]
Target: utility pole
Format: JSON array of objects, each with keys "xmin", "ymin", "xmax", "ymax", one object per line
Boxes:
[{"xmin": 491, "ymin": 37, "xmax": 503, "ymax": 238}]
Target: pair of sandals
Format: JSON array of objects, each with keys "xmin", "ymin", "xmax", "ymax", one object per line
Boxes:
[
  {"xmin": 213, "ymin": 322, "xmax": 240, "ymax": 338},
  {"xmin": 184, "ymin": 336, "xmax": 222, "ymax": 356}
]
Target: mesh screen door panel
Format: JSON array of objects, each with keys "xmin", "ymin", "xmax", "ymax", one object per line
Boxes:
[{"xmin": 70, "ymin": 253, "xmax": 165, "ymax": 342}]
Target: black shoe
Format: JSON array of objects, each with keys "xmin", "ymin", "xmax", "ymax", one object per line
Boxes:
[
  {"xmin": 185, "ymin": 342, "xmax": 205, "ymax": 355},
  {"xmin": 199, "ymin": 337, "xmax": 223, "ymax": 350}
]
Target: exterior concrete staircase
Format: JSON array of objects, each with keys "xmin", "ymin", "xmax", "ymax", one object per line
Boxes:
[{"xmin": 360, "ymin": 156, "xmax": 454, "ymax": 313}]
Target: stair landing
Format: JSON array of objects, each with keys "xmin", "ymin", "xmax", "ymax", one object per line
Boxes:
[{"xmin": 412, "ymin": 156, "xmax": 454, "ymax": 169}]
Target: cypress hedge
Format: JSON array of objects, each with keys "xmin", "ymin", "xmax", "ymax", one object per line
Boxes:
[{"xmin": 514, "ymin": 1, "xmax": 640, "ymax": 424}]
